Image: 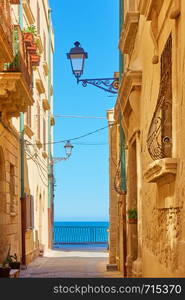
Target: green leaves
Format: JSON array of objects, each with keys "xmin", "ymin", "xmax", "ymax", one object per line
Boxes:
[{"xmin": 127, "ymin": 208, "xmax": 137, "ymax": 219}]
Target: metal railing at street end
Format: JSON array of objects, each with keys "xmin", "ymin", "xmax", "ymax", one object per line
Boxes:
[{"xmin": 53, "ymin": 226, "xmax": 108, "ymax": 245}]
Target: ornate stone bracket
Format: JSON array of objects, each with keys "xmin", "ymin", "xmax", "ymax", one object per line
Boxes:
[
  {"xmin": 169, "ymin": 0, "xmax": 180, "ymax": 19},
  {"xmin": 144, "ymin": 158, "xmax": 177, "ymax": 183},
  {"xmin": 0, "ymin": 72, "xmax": 34, "ymax": 118},
  {"xmin": 120, "ymin": 70, "xmax": 142, "ymax": 127},
  {"xmin": 144, "ymin": 158, "xmax": 179, "ymax": 209},
  {"xmin": 119, "ymin": 12, "xmax": 140, "ymax": 56}
]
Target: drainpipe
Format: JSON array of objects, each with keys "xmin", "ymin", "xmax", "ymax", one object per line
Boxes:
[
  {"xmin": 119, "ymin": 0, "xmax": 127, "ymax": 277},
  {"xmin": 47, "ymin": 7, "xmax": 53, "ymax": 249},
  {"xmin": 19, "ymin": 0, "xmax": 26, "ymax": 265},
  {"xmin": 119, "ymin": 0, "xmax": 124, "ymax": 81}
]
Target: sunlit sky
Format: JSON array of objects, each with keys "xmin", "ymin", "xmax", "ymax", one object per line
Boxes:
[{"xmin": 50, "ymin": 0, "xmax": 119, "ymax": 221}]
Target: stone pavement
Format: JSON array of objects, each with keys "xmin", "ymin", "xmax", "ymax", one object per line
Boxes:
[{"xmin": 20, "ymin": 247, "xmax": 123, "ymax": 278}]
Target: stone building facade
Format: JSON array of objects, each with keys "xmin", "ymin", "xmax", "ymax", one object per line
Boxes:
[
  {"xmin": 109, "ymin": 0, "xmax": 185, "ymax": 277},
  {"xmin": 0, "ymin": 0, "xmax": 54, "ymax": 266}
]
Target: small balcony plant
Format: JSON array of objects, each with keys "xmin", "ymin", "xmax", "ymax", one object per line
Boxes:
[
  {"xmin": 7, "ymin": 253, "xmax": 21, "ymax": 270},
  {"xmin": 26, "ymin": 42, "xmax": 37, "ymax": 54},
  {"xmin": 30, "ymin": 52, "xmax": 41, "ymax": 67},
  {"xmin": 0, "ymin": 250, "xmax": 11, "ymax": 278},
  {"xmin": 23, "ymin": 25, "xmax": 37, "ymax": 46},
  {"xmin": 127, "ymin": 208, "xmax": 137, "ymax": 224}
]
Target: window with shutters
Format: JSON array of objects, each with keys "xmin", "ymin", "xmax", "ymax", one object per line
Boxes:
[
  {"xmin": 37, "ymin": 102, "xmax": 40, "ymax": 140},
  {"xmin": 37, "ymin": 1, "xmax": 40, "ymax": 35},
  {"xmin": 26, "ymin": 194, "xmax": 34, "ymax": 229}
]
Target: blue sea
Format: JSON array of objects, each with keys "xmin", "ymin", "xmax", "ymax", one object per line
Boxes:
[{"xmin": 53, "ymin": 221, "xmax": 109, "ymax": 249}]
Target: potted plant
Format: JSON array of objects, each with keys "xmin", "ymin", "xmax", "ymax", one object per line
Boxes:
[
  {"xmin": 26, "ymin": 42, "xmax": 37, "ymax": 54},
  {"xmin": 30, "ymin": 53, "xmax": 41, "ymax": 67},
  {"xmin": 0, "ymin": 263, "xmax": 11, "ymax": 278},
  {"xmin": 127, "ymin": 208, "xmax": 137, "ymax": 224},
  {"xmin": 7, "ymin": 253, "xmax": 21, "ymax": 270},
  {"xmin": 0, "ymin": 234, "xmax": 10, "ymax": 278},
  {"xmin": 0, "ymin": 246, "xmax": 11, "ymax": 278},
  {"xmin": 23, "ymin": 25, "xmax": 37, "ymax": 46}
]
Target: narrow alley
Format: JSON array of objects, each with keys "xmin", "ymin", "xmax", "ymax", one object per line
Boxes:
[{"xmin": 20, "ymin": 248, "xmax": 122, "ymax": 278}]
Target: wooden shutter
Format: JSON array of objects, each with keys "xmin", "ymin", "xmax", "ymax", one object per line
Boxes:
[
  {"xmin": 26, "ymin": 194, "xmax": 31, "ymax": 229},
  {"xmin": 30, "ymin": 195, "xmax": 34, "ymax": 229}
]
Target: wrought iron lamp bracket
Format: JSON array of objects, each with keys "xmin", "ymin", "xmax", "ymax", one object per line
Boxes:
[
  {"xmin": 50, "ymin": 156, "xmax": 70, "ymax": 165},
  {"xmin": 77, "ymin": 77, "xmax": 119, "ymax": 94}
]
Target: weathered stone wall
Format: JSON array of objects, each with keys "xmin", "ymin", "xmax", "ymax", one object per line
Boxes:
[
  {"xmin": 114, "ymin": 0, "xmax": 185, "ymax": 277},
  {"xmin": 0, "ymin": 123, "xmax": 21, "ymax": 263}
]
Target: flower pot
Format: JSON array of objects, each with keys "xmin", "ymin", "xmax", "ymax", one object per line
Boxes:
[
  {"xmin": 10, "ymin": 0, "xmax": 20, "ymax": 4},
  {"xmin": 128, "ymin": 218, "xmax": 137, "ymax": 224},
  {"xmin": 30, "ymin": 54, "xmax": 40, "ymax": 67},
  {"xmin": 26, "ymin": 43, "xmax": 37, "ymax": 54},
  {"xmin": 0, "ymin": 267, "xmax": 10, "ymax": 278},
  {"xmin": 9, "ymin": 262, "xmax": 21, "ymax": 270},
  {"xmin": 23, "ymin": 33, "xmax": 34, "ymax": 47}
]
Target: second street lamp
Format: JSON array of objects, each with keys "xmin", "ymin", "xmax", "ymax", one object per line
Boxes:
[
  {"xmin": 50, "ymin": 141, "xmax": 74, "ymax": 165},
  {"xmin": 67, "ymin": 41, "xmax": 119, "ymax": 94}
]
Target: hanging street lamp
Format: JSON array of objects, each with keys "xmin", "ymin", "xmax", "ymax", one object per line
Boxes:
[
  {"xmin": 50, "ymin": 141, "xmax": 74, "ymax": 165},
  {"xmin": 67, "ymin": 41, "xmax": 119, "ymax": 94}
]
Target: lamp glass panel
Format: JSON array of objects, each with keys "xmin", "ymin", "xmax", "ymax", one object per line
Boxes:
[
  {"xmin": 65, "ymin": 146, "xmax": 72, "ymax": 156},
  {"xmin": 70, "ymin": 54, "xmax": 84, "ymax": 74}
]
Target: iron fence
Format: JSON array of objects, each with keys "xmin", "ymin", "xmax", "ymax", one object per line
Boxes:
[{"xmin": 53, "ymin": 226, "xmax": 108, "ymax": 245}]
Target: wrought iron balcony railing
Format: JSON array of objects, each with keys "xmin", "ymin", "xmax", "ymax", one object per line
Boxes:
[
  {"xmin": 1, "ymin": 25, "xmax": 33, "ymax": 91},
  {"xmin": 0, "ymin": 0, "xmax": 13, "ymax": 60},
  {"xmin": 147, "ymin": 35, "xmax": 172, "ymax": 160}
]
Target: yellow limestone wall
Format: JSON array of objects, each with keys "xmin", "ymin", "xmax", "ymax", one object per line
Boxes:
[{"xmin": 113, "ymin": 0, "xmax": 185, "ymax": 277}]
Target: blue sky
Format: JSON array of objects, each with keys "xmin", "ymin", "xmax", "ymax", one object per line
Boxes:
[{"xmin": 50, "ymin": 0, "xmax": 119, "ymax": 221}]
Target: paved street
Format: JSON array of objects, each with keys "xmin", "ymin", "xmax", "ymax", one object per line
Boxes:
[{"xmin": 20, "ymin": 247, "xmax": 122, "ymax": 278}]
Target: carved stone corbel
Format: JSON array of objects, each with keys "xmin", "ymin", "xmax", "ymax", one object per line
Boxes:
[
  {"xmin": 0, "ymin": 73, "xmax": 34, "ymax": 118},
  {"xmin": 170, "ymin": 0, "xmax": 180, "ymax": 19}
]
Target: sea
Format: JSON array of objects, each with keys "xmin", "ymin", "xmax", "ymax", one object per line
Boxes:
[{"xmin": 53, "ymin": 221, "xmax": 109, "ymax": 250}]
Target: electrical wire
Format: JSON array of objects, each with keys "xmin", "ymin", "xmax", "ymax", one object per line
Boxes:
[
  {"xmin": 72, "ymin": 142, "xmax": 108, "ymax": 145},
  {"xmin": 25, "ymin": 151, "xmax": 48, "ymax": 186},
  {"xmin": 54, "ymin": 115, "xmax": 106, "ymax": 119},
  {"xmin": 25, "ymin": 123, "xmax": 117, "ymax": 146}
]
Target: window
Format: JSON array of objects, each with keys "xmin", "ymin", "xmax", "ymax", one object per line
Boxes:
[{"xmin": 26, "ymin": 194, "xmax": 34, "ymax": 229}]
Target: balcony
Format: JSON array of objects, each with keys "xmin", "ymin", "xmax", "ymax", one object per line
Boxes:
[
  {"xmin": 0, "ymin": 26, "xmax": 34, "ymax": 118},
  {"xmin": 0, "ymin": 0, "xmax": 14, "ymax": 64}
]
